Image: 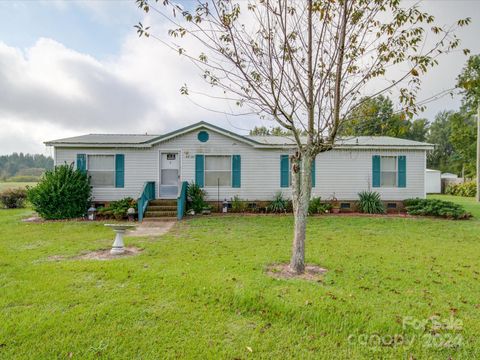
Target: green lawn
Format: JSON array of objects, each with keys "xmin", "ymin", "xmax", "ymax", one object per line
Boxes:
[
  {"xmin": 1, "ymin": 196, "xmax": 479, "ymax": 359},
  {"xmin": 0, "ymin": 182, "xmax": 36, "ymax": 192}
]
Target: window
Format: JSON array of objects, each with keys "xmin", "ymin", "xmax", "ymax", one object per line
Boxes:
[
  {"xmin": 205, "ymin": 155, "xmax": 231, "ymax": 186},
  {"xmin": 88, "ymin": 155, "xmax": 115, "ymax": 187},
  {"xmin": 380, "ymin": 156, "xmax": 397, "ymax": 187}
]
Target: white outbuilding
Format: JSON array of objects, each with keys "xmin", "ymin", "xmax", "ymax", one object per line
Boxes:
[{"xmin": 425, "ymin": 169, "xmax": 441, "ymax": 194}]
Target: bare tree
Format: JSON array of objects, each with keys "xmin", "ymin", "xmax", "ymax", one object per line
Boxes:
[{"xmin": 135, "ymin": 0, "xmax": 469, "ymax": 274}]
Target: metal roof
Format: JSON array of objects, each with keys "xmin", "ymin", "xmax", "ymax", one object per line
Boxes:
[
  {"xmin": 48, "ymin": 133, "xmax": 160, "ymax": 145},
  {"xmin": 247, "ymin": 135, "xmax": 432, "ymax": 147},
  {"xmin": 45, "ymin": 121, "xmax": 433, "ymax": 149}
]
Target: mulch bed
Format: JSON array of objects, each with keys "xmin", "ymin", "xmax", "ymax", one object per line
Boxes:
[
  {"xmin": 266, "ymin": 263, "xmax": 327, "ymax": 281},
  {"xmin": 44, "ymin": 247, "xmax": 143, "ymax": 262},
  {"xmin": 75, "ymin": 247, "xmax": 142, "ymax": 260}
]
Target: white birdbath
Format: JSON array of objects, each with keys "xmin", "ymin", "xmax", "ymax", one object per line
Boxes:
[{"xmin": 104, "ymin": 224, "xmax": 136, "ymax": 255}]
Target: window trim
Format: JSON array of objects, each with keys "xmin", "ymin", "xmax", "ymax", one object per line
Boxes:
[
  {"xmin": 204, "ymin": 154, "xmax": 232, "ymax": 187},
  {"xmin": 380, "ymin": 155, "xmax": 398, "ymax": 188},
  {"xmin": 87, "ymin": 154, "xmax": 116, "ymax": 188}
]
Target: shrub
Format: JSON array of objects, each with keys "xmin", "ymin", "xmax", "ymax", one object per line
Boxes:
[
  {"xmin": 357, "ymin": 191, "xmax": 385, "ymax": 214},
  {"xmin": 187, "ymin": 182, "xmax": 207, "ymax": 213},
  {"xmin": 98, "ymin": 198, "xmax": 137, "ymax": 220},
  {"xmin": 0, "ymin": 188, "xmax": 27, "ymax": 208},
  {"xmin": 267, "ymin": 192, "xmax": 290, "ymax": 213},
  {"xmin": 446, "ymin": 181, "xmax": 476, "ymax": 197},
  {"xmin": 404, "ymin": 198, "xmax": 471, "ymax": 220},
  {"xmin": 27, "ymin": 164, "xmax": 91, "ymax": 219},
  {"xmin": 308, "ymin": 197, "xmax": 332, "ymax": 215},
  {"xmin": 231, "ymin": 195, "xmax": 247, "ymax": 213}
]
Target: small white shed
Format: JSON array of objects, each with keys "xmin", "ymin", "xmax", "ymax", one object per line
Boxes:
[{"xmin": 425, "ymin": 169, "xmax": 441, "ymax": 193}]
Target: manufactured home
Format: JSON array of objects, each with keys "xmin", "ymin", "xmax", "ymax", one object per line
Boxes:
[{"xmin": 46, "ymin": 121, "xmax": 433, "ymax": 219}]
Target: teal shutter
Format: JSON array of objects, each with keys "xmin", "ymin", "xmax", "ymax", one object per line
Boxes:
[
  {"xmin": 76, "ymin": 154, "xmax": 86, "ymax": 173},
  {"xmin": 280, "ymin": 155, "xmax": 289, "ymax": 188},
  {"xmin": 398, "ymin": 155, "xmax": 406, "ymax": 188},
  {"xmin": 115, "ymin": 154, "xmax": 125, "ymax": 188},
  {"xmin": 195, "ymin": 155, "xmax": 204, "ymax": 187},
  {"xmin": 372, "ymin": 155, "xmax": 381, "ymax": 188},
  {"xmin": 311, "ymin": 157, "xmax": 316, "ymax": 187},
  {"xmin": 232, "ymin": 155, "xmax": 241, "ymax": 188}
]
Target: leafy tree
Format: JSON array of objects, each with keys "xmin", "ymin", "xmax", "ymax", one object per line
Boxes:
[
  {"xmin": 450, "ymin": 111, "xmax": 476, "ymax": 177},
  {"xmin": 136, "ymin": 0, "xmax": 469, "ymax": 274},
  {"xmin": 457, "ymin": 54, "xmax": 479, "ymax": 198},
  {"xmin": 341, "ymin": 95, "xmax": 429, "ymax": 141},
  {"xmin": 341, "ymin": 95, "xmax": 411, "ymax": 138},
  {"xmin": 457, "ymin": 55, "xmax": 480, "ymax": 113},
  {"xmin": 249, "ymin": 126, "xmax": 292, "ymax": 136},
  {"xmin": 249, "ymin": 126, "xmax": 270, "ymax": 136},
  {"xmin": 427, "ymin": 111, "xmax": 455, "ymax": 172},
  {"xmin": 408, "ymin": 118, "xmax": 429, "ymax": 142}
]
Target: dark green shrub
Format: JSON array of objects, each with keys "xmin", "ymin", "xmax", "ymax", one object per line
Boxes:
[
  {"xmin": 357, "ymin": 191, "xmax": 385, "ymax": 214},
  {"xmin": 446, "ymin": 181, "xmax": 476, "ymax": 197},
  {"xmin": 98, "ymin": 198, "xmax": 137, "ymax": 220},
  {"xmin": 404, "ymin": 198, "xmax": 471, "ymax": 220},
  {"xmin": 187, "ymin": 182, "xmax": 207, "ymax": 213},
  {"xmin": 231, "ymin": 195, "xmax": 247, "ymax": 212},
  {"xmin": 27, "ymin": 164, "xmax": 91, "ymax": 219},
  {"xmin": 267, "ymin": 192, "xmax": 290, "ymax": 213},
  {"xmin": 308, "ymin": 197, "xmax": 332, "ymax": 215},
  {"xmin": 0, "ymin": 188, "xmax": 27, "ymax": 208}
]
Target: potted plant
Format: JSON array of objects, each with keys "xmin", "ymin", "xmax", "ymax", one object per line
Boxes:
[{"xmin": 329, "ymin": 194, "xmax": 340, "ymax": 214}]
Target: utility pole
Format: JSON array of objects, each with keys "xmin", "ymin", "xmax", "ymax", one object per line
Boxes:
[{"xmin": 477, "ymin": 103, "xmax": 480, "ymax": 202}]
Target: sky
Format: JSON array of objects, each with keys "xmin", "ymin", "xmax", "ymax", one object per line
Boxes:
[{"xmin": 0, "ymin": 0, "xmax": 479, "ymax": 155}]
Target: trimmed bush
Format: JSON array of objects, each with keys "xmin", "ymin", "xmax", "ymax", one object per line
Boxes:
[
  {"xmin": 308, "ymin": 197, "xmax": 332, "ymax": 215},
  {"xmin": 404, "ymin": 198, "xmax": 471, "ymax": 220},
  {"xmin": 446, "ymin": 181, "xmax": 476, "ymax": 197},
  {"xmin": 187, "ymin": 182, "xmax": 208, "ymax": 213},
  {"xmin": 0, "ymin": 188, "xmax": 27, "ymax": 208},
  {"xmin": 357, "ymin": 191, "xmax": 385, "ymax": 214},
  {"xmin": 27, "ymin": 164, "xmax": 91, "ymax": 219}
]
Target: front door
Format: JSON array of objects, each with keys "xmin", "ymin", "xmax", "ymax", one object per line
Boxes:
[{"xmin": 160, "ymin": 152, "xmax": 179, "ymax": 199}]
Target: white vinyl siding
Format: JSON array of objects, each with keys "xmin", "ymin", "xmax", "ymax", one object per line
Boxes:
[
  {"xmin": 205, "ymin": 155, "xmax": 231, "ymax": 187},
  {"xmin": 88, "ymin": 155, "xmax": 114, "ymax": 187},
  {"xmin": 54, "ymin": 128, "xmax": 427, "ymax": 202},
  {"xmin": 380, "ymin": 156, "xmax": 397, "ymax": 187}
]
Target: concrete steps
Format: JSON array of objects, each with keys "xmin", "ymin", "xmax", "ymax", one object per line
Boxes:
[{"xmin": 144, "ymin": 199, "xmax": 177, "ymax": 220}]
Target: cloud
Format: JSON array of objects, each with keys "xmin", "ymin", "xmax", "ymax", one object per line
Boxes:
[
  {"xmin": 0, "ymin": 39, "xmax": 153, "ymax": 132},
  {"xmin": 0, "ymin": 12, "xmax": 259, "ymax": 154}
]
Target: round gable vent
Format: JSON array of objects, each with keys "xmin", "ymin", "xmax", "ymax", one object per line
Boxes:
[{"xmin": 198, "ymin": 130, "xmax": 209, "ymax": 142}]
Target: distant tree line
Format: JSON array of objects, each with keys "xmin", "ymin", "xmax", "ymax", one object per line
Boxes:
[{"xmin": 0, "ymin": 153, "xmax": 54, "ymax": 181}]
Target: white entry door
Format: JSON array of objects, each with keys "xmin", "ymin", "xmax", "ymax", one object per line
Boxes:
[{"xmin": 160, "ymin": 152, "xmax": 179, "ymax": 199}]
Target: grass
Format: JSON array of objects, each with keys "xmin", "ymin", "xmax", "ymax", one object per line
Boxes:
[
  {"xmin": 0, "ymin": 182, "xmax": 36, "ymax": 192},
  {"xmin": 1, "ymin": 195, "xmax": 479, "ymax": 359}
]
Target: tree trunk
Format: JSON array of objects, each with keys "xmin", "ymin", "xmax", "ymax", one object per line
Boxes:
[{"xmin": 290, "ymin": 154, "xmax": 313, "ymax": 274}]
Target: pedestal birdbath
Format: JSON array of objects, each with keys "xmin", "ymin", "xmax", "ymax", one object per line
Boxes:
[{"xmin": 104, "ymin": 224, "xmax": 136, "ymax": 255}]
